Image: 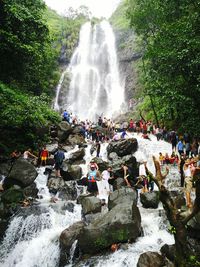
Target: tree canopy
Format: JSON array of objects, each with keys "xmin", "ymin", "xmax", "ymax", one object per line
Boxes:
[{"xmin": 127, "ymin": 0, "xmax": 200, "ymax": 135}]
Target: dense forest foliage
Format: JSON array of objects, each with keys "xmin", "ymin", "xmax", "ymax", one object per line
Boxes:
[
  {"xmin": 0, "ymin": 0, "xmax": 87, "ymax": 154},
  {"xmin": 125, "ymin": 0, "xmax": 200, "ymax": 136}
]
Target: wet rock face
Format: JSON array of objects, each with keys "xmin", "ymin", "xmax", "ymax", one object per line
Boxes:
[
  {"xmin": 107, "ymin": 138, "xmax": 138, "ymax": 157},
  {"xmin": 59, "ymin": 221, "xmax": 85, "ymax": 267},
  {"xmin": 61, "ymin": 163, "xmax": 82, "ymax": 181},
  {"xmin": 140, "ymin": 192, "xmax": 160, "ymax": 209},
  {"xmin": 137, "ymin": 252, "xmax": 165, "ymax": 267},
  {"xmin": 57, "ymin": 121, "xmax": 73, "ymax": 143},
  {"xmin": 108, "ymin": 187, "xmax": 137, "ymax": 210},
  {"xmin": 81, "ymin": 196, "xmax": 102, "ymax": 216},
  {"xmin": 67, "ymin": 148, "xmax": 85, "ymax": 164},
  {"xmin": 6, "ymin": 159, "xmax": 37, "ymax": 188},
  {"xmin": 78, "ymin": 202, "xmax": 141, "ymax": 255}
]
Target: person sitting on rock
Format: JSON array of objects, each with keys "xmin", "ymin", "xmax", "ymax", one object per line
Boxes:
[
  {"xmin": 87, "ymin": 163, "xmax": 101, "ymax": 195},
  {"xmin": 23, "ymin": 149, "xmax": 37, "ymax": 163}
]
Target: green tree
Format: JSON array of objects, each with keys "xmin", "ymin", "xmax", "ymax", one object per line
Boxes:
[
  {"xmin": 0, "ymin": 0, "xmax": 56, "ymax": 95},
  {"xmin": 127, "ymin": 0, "xmax": 200, "ymax": 135}
]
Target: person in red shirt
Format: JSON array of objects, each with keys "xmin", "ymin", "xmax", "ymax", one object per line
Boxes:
[{"xmin": 40, "ymin": 146, "xmax": 49, "ymax": 166}]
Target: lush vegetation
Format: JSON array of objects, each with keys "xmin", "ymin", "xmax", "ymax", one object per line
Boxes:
[
  {"xmin": 126, "ymin": 0, "xmax": 200, "ymax": 136},
  {"xmin": 0, "ymin": 82, "xmax": 60, "ymax": 154},
  {"xmin": 0, "ymin": 0, "xmax": 88, "ymax": 153}
]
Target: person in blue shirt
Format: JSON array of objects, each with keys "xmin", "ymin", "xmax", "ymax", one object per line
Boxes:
[
  {"xmin": 177, "ymin": 139, "xmax": 184, "ymax": 156},
  {"xmin": 63, "ymin": 110, "xmax": 69, "ymax": 123}
]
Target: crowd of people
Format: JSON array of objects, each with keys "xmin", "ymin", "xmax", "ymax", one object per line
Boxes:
[{"xmin": 7, "ymin": 110, "xmax": 200, "ymax": 209}]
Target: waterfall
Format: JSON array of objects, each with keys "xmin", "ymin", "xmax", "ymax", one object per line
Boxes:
[{"xmin": 63, "ymin": 20, "xmax": 125, "ymax": 121}]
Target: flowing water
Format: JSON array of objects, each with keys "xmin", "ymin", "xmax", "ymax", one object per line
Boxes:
[
  {"xmin": 55, "ymin": 20, "xmax": 125, "ymax": 121},
  {"xmin": 0, "ymin": 135, "xmax": 177, "ymax": 267}
]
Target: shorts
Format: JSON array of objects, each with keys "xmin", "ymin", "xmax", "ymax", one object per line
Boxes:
[
  {"xmin": 184, "ymin": 176, "xmax": 193, "ymax": 192},
  {"xmin": 41, "ymin": 156, "xmax": 47, "ymax": 161},
  {"xmin": 55, "ymin": 162, "xmax": 62, "ymax": 171},
  {"xmin": 87, "ymin": 181, "xmax": 98, "ymax": 193}
]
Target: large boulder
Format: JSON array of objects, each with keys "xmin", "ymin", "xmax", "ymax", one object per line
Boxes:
[
  {"xmin": 112, "ymin": 178, "xmax": 126, "ymax": 190},
  {"xmin": 7, "ymin": 159, "xmax": 37, "ymax": 187},
  {"xmin": 67, "ymin": 148, "xmax": 85, "ymax": 163},
  {"xmin": 137, "ymin": 252, "xmax": 165, "ymax": 267},
  {"xmin": 107, "ymin": 138, "xmax": 138, "ymax": 157},
  {"xmin": 57, "ymin": 121, "xmax": 73, "ymax": 142},
  {"xmin": 109, "ymin": 154, "xmax": 138, "ymax": 178},
  {"xmin": 46, "ymin": 143, "xmax": 58, "ymax": 154},
  {"xmin": 140, "ymin": 192, "xmax": 160, "ymax": 209},
  {"xmin": 186, "ymin": 211, "xmax": 200, "ymax": 239},
  {"xmin": 0, "ymin": 162, "xmax": 11, "ymax": 177},
  {"xmin": 78, "ymin": 202, "xmax": 141, "ymax": 254},
  {"xmin": 61, "ymin": 163, "xmax": 82, "ymax": 181},
  {"xmin": 23, "ymin": 182, "xmax": 38, "ymax": 198},
  {"xmin": 1, "ymin": 187, "xmax": 24, "ymax": 204},
  {"xmin": 59, "ymin": 221, "xmax": 85, "ymax": 267},
  {"xmin": 108, "ymin": 187, "xmax": 137, "ymax": 210},
  {"xmin": 47, "ymin": 178, "xmax": 78, "ymax": 200},
  {"xmin": 68, "ymin": 134, "xmax": 85, "ymax": 146},
  {"xmin": 81, "ymin": 196, "xmax": 102, "ymax": 215}
]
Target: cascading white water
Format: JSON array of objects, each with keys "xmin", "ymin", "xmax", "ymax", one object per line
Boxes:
[
  {"xmin": 0, "ymin": 167, "xmax": 82, "ymax": 267},
  {"xmin": 66, "ymin": 20, "xmax": 125, "ymax": 121},
  {"xmin": 0, "ymin": 135, "xmax": 178, "ymax": 267}
]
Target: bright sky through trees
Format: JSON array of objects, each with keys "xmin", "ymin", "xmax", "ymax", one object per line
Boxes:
[{"xmin": 44, "ymin": 0, "xmax": 121, "ymax": 18}]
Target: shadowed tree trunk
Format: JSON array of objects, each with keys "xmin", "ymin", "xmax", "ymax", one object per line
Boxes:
[{"xmin": 145, "ymin": 158, "xmax": 200, "ymax": 266}]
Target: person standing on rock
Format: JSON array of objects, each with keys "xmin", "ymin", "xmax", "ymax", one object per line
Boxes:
[
  {"xmin": 54, "ymin": 148, "xmax": 65, "ymax": 178},
  {"xmin": 87, "ymin": 163, "xmax": 100, "ymax": 195},
  {"xmin": 40, "ymin": 146, "xmax": 49, "ymax": 166}
]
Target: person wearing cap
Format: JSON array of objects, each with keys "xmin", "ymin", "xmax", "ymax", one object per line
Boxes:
[
  {"xmin": 87, "ymin": 163, "xmax": 100, "ymax": 195},
  {"xmin": 183, "ymin": 158, "xmax": 193, "ymax": 208}
]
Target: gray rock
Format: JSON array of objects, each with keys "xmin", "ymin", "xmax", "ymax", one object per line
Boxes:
[
  {"xmin": 47, "ymin": 178, "xmax": 78, "ymax": 200},
  {"xmin": 7, "ymin": 159, "xmax": 37, "ymax": 187},
  {"xmin": 68, "ymin": 134, "xmax": 85, "ymax": 146},
  {"xmin": 58, "ymin": 121, "xmax": 73, "ymax": 142},
  {"xmin": 108, "ymin": 187, "xmax": 137, "ymax": 210},
  {"xmin": 137, "ymin": 252, "xmax": 165, "ymax": 267},
  {"xmin": 81, "ymin": 196, "xmax": 102, "ymax": 215},
  {"xmin": 108, "ymin": 152, "xmax": 119, "ymax": 161},
  {"xmin": 78, "ymin": 202, "xmax": 141, "ymax": 254},
  {"xmin": 112, "ymin": 178, "xmax": 126, "ymax": 190},
  {"xmin": 61, "ymin": 163, "xmax": 82, "ymax": 181},
  {"xmin": 46, "ymin": 143, "xmax": 58, "ymax": 154},
  {"xmin": 77, "ymin": 193, "xmax": 93, "ymax": 205},
  {"xmin": 68, "ymin": 148, "xmax": 85, "ymax": 163},
  {"xmin": 107, "ymin": 138, "xmax": 138, "ymax": 157},
  {"xmin": 140, "ymin": 191, "xmax": 160, "ymax": 209},
  {"xmin": 58, "ymin": 181, "xmax": 78, "ymax": 201},
  {"xmin": 23, "ymin": 182, "xmax": 38, "ymax": 198},
  {"xmin": 59, "ymin": 221, "xmax": 85, "ymax": 267}
]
